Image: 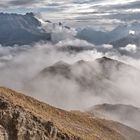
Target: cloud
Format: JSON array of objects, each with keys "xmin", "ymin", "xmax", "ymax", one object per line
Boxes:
[
  {"xmin": 0, "ymin": 0, "xmax": 139, "ymax": 28},
  {"xmin": 120, "ymin": 44, "xmax": 137, "ymax": 53},
  {"xmin": 0, "ymin": 39, "xmax": 140, "ymax": 111},
  {"xmin": 129, "ymin": 30, "xmax": 135, "ymax": 35},
  {"xmin": 8, "ymin": 0, "xmax": 38, "ymax": 6},
  {"xmin": 102, "ymin": 44, "xmax": 113, "ymax": 49},
  {"xmin": 56, "ymin": 39, "xmax": 94, "ymax": 48}
]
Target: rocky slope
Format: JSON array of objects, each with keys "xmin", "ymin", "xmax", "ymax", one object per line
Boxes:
[{"xmin": 0, "ymin": 87, "xmax": 140, "ymax": 140}]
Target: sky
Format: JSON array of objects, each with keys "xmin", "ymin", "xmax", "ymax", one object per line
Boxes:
[{"xmin": 0, "ymin": 0, "xmax": 140, "ymax": 28}]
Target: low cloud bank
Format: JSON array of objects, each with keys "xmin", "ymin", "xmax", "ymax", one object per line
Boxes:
[
  {"xmin": 0, "ymin": 17, "xmax": 140, "ymax": 112},
  {"xmin": 0, "ymin": 41, "xmax": 140, "ymax": 111}
]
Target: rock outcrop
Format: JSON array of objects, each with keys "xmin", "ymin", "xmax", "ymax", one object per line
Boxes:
[{"xmin": 0, "ymin": 97, "xmax": 73, "ymax": 140}]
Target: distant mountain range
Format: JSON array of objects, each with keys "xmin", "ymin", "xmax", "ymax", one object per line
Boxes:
[
  {"xmin": 1, "ymin": 12, "xmax": 140, "ymax": 49},
  {"xmin": 1, "ymin": 12, "xmax": 140, "ymax": 48},
  {"xmin": 77, "ymin": 22, "xmax": 140, "ymax": 47},
  {"xmin": 0, "ymin": 13, "xmax": 51, "ymax": 46}
]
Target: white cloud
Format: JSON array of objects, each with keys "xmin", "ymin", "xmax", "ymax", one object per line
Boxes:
[
  {"xmin": 56, "ymin": 39, "xmax": 94, "ymax": 48},
  {"xmin": 102, "ymin": 44, "xmax": 113, "ymax": 49},
  {"xmin": 129, "ymin": 30, "xmax": 135, "ymax": 35},
  {"xmin": 120, "ymin": 44, "xmax": 137, "ymax": 53},
  {"xmin": 0, "ymin": 0, "xmax": 139, "ymax": 26}
]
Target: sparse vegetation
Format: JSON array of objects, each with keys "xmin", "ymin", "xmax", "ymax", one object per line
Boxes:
[{"xmin": 0, "ymin": 87, "xmax": 140, "ymax": 140}]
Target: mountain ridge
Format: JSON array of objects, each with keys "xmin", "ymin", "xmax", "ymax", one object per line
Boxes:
[
  {"xmin": 0, "ymin": 12, "xmax": 51, "ymax": 46},
  {"xmin": 0, "ymin": 87, "xmax": 140, "ymax": 140}
]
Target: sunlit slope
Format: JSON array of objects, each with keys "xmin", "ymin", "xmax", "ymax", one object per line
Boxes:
[{"xmin": 0, "ymin": 87, "xmax": 140, "ymax": 139}]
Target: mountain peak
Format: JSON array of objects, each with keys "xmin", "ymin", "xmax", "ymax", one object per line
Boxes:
[
  {"xmin": 97, "ymin": 56, "xmax": 114, "ymax": 61},
  {"xmin": 0, "ymin": 12, "xmax": 51, "ymax": 46},
  {"xmin": 25, "ymin": 12, "xmax": 35, "ymax": 17},
  {"xmin": 96, "ymin": 57, "xmax": 122, "ymax": 66}
]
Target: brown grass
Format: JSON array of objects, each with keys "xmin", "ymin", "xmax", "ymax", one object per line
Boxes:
[{"xmin": 0, "ymin": 87, "xmax": 139, "ymax": 140}]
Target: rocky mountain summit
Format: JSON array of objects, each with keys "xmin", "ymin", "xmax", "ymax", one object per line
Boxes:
[
  {"xmin": 0, "ymin": 13, "xmax": 51, "ymax": 46},
  {"xmin": 0, "ymin": 87, "xmax": 140, "ymax": 140}
]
